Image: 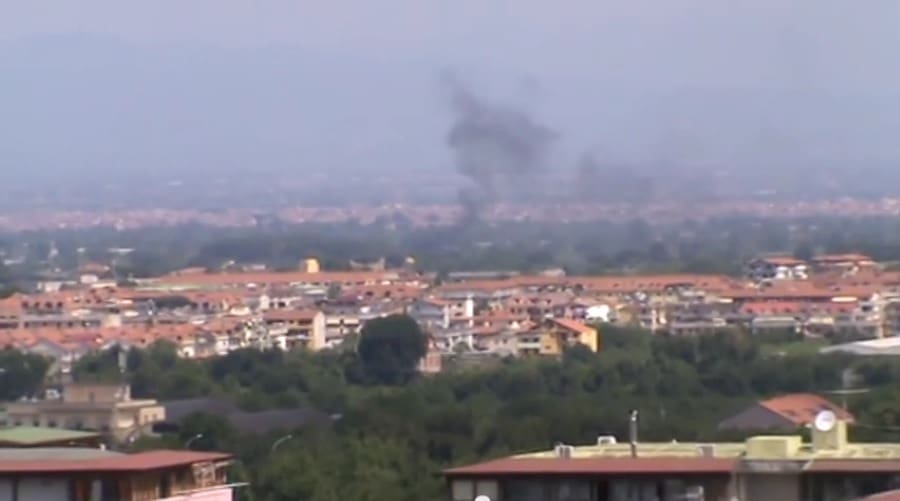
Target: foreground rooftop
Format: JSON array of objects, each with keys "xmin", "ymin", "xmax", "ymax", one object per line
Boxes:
[
  {"xmin": 447, "ymin": 420, "xmax": 900, "ymax": 476},
  {"xmin": 0, "ymin": 448, "xmax": 231, "ymax": 473}
]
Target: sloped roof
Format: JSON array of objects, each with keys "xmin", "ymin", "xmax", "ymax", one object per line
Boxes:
[
  {"xmin": 759, "ymin": 393, "xmax": 854, "ymax": 426},
  {"xmin": 0, "ymin": 449, "xmax": 231, "ymax": 473},
  {"xmin": 547, "ymin": 318, "xmax": 595, "ymax": 335}
]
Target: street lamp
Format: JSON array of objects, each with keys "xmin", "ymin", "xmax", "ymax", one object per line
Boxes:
[
  {"xmin": 271, "ymin": 434, "xmax": 293, "ymax": 453},
  {"xmin": 184, "ymin": 433, "xmax": 204, "ymax": 450}
]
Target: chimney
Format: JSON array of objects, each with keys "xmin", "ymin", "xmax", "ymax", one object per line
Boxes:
[{"xmin": 629, "ymin": 410, "xmax": 639, "ymax": 458}]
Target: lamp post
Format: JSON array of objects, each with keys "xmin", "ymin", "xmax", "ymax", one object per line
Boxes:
[
  {"xmin": 184, "ymin": 433, "xmax": 204, "ymax": 450},
  {"xmin": 271, "ymin": 434, "xmax": 293, "ymax": 453}
]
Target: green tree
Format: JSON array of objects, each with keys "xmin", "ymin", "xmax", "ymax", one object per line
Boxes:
[
  {"xmin": 357, "ymin": 314, "xmax": 427, "ymax": 385},
  {"xmin": 0, "ymin": 349, "xmax": 50, "ymax": 400}
]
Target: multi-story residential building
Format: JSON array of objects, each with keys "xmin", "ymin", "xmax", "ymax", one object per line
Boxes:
[
  {"xmin": 0, "ymin": 447, "xmax": 236, "ymax": 500},
  {"xmin": 407, "ymin": 298, "xmax": 453, "ymax": 330},
  {"xmin": 4, "ymin": 383, "xmax": 165, "ymax": 443},
  {"xmin": 261, "ymin": 308, "xmax": 326, "ymax": 351},
  {"xmin": 515, "ymin": 319, "xmax": 598, "ymax": 356},
  {"xmin": 446, "ymin": 414, "xmax": 900, "ymax": 501}
]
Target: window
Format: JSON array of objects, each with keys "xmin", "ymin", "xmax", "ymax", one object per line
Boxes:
[
  {"xmin": 505, "ymin": 480, "xmax": 591, "ymax": 501},
  {"xmin": 452, "ymin": 480, "xmax": 473, "ymax": 501},
  {"xmin": 553, "ymin": 480, "xmax": 590, "ymax": 501},
  {"xmin": 506, "ymin": 480, "xmax": 544, "ymax": 501},
  {"xmin": 453, "ymin": 480, "xmax": 500, "ymax": 501},
  {"xmin": 476, "ymin": 480, "xmax": 499, "ymax": 500}
]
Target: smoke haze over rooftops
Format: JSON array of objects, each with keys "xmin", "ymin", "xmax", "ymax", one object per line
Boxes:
[
  {"xmin": 444, "ymin": 75, "xmax": 557, "ymax": 218},
  {"xmin": 3, "ymin": 1, "xmax": 900, "ymax": 204}
]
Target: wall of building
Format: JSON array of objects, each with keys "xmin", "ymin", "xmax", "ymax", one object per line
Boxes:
[
  {"xmin": 0, "ymin": 479, "xmax": 11, "ymax": 501},
  {"xmin": 159, "ymin": 487, "xmax": 235, "ymax": 500},
  {"xmin": 742, "ymin": 474, "xmax": 799, "ymax": 501},
  {"xmin": 11, "ymin": 477, "xmax": 69, "ymax": 501},
  {"xmin": 717, "ymin": 405, "xmax": 793, "ymax": 431},
  {"xmin": 64, "ymin": 383, "xmax": 128, "ymax": 403}
]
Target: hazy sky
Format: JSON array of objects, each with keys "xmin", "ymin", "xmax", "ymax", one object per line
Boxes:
[{"xmin": 4, "ymin": 1, "xmax": 900, "ymax": 181}]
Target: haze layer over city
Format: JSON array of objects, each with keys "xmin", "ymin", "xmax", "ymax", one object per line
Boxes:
[{"xmin": 4, "ymin": 1, "xmax": 900, "ymax": 218}]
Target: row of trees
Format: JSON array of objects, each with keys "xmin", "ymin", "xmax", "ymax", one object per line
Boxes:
[
  {"xmin": 8, "ymin": 214, "xmax": 900, "ymax": 280},
  {"xmin": 57, "ymin": 322, "xmax": 900, "ymax": 500}
]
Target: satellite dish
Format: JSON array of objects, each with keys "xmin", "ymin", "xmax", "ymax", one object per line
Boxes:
[
  {"xmin": 475, "ymin": 496, "xmax": 492, "ymax": 501},
  {"xmin": 814, "ymin": 410, "xmax": 837, "ymax": 432}
]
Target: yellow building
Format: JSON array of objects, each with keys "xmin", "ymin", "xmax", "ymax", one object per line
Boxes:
[
  {"xmin": 301, "ymin": 258, "xmax": 320, "ymax": 273},
  {"xmin": 538, "ymin": 318, "xmax": 599, "ymax": 355}
]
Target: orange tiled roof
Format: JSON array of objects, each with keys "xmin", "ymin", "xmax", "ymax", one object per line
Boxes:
[
  {"xmin": 723, "ymin": 281, "xmax": 880, "ymax": 301},
  {"xmin": 759, "ymin": 393, "xmax": 854, "ymax": 426},
  {"xmin": 547, "ymin": 318, "xmax": 596, "ymax": 335}
]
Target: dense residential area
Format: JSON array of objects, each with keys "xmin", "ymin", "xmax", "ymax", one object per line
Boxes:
[
  {"xmin": 3, "ymin": 247, "xmax": 900, "ymax": 499},
  {"xmin": 2, "ymin": 252, "xmax": 900, "ymax": 370},
  {"xmin": 6, "ymin": 236, "xmax": 900, "ymax": 493}
]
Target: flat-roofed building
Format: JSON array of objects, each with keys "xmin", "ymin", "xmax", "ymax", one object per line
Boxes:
[
  {"xmin": 0, "ymin": 427, "xmax": 101, "ymax": 448},
  {"xmin": 4, "ymin": 383, "xmax": 164, "ymax": 443},
  {"xmin": 446, "ymin": 416, "xmax": 900, "ymax": 501}
]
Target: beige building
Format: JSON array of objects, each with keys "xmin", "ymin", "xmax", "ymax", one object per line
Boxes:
[
  {"xmin": 5, "ymin": 383, "xmax": 164, "ymax": 442},
  {"xmin": 262, "ymin": 308, "xmax": 327, "ymax": 351}
]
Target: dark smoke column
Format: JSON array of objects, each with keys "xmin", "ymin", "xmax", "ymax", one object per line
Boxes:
[{"xmin": 443, "ymin": 76, "xmax": 556, "ymax": 222}]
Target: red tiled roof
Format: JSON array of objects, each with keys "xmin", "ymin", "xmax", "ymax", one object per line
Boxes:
[
  {"xmin": 759, "ymin": 393, "xmax": 854, "ymax": 426},
  {"xmin": 548, "ymin": 318, "xmax": 595, "ymax": 335},
  {"xmin": 723, "ymin": 283, "xmax": 878, "ymax": 301},
  {"xmin": 445, "ymin": 457, "xmax": 737, "ymax": 476},
  {"xmin": 0, "ymin": 450, "xmax": 231, "ymax": 473}
]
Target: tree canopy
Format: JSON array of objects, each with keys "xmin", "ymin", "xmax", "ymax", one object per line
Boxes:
[
  {"xmin": 0, "ymin": 348, "xmax": 50, "ymax": 401},
  {"xmin": 59, "ymin": 325, "xmax": 900, "ymax": 500},
  {"xmin": 357, "ymin": 314, "xmax": 428, "ymax": 385}
]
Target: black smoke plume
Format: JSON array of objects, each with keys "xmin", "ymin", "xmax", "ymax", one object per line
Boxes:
[{"xmin": 443, "ymin": 76, "xmax": 556, "ymax": 221}]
